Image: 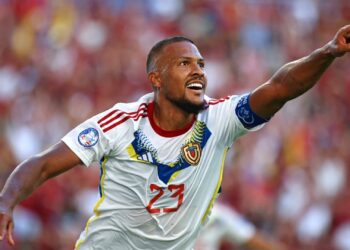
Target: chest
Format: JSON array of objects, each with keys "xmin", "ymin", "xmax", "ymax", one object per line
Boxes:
[{"xmin": 115, "ymin": 119, "xmax": 213, "ymax": 184}]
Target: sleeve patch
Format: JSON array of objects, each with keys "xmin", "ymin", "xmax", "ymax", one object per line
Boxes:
[
  {"xmin": 78, "ymin": 128, "xmax": 99, "ymax": 147},
  {"xmin": 235, "ymin": 94, "xmax": 268, "ymax": 129}
]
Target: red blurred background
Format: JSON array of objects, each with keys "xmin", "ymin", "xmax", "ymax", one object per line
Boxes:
[{"xmin": 1, "ymin": 1, "xmax": 350, "ymax": 249}]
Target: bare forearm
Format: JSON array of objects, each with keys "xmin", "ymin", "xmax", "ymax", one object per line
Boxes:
[
  {"xmin": 250, "ymin": 25, "xmax": 350, "ymax": 119},
  {"xmin": 0, "ymin": 157, "xmax": 48, "ymax": 209},
  {"xmin": 0, "ymin": 142, "xmax": 81, "ymax": 210},
  {"xmin": 0, "ymin": 142, "xmax": 80, "ymax": 245},
  {"xmin": 272, "ymin": 44, "xmax": 335, "ymax": 102},
  {"xmin": 250, "ymin": 46, "xmax": 336, "ymax": 119}
]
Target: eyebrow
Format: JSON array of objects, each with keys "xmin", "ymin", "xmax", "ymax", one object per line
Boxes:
[{"xmin": 178, "ymin": 56, "xmax": 205, "ymax": 61}]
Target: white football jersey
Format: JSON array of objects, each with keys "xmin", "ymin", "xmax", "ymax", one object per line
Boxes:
[{"xmin": 62, "ymin": 93, "xmax": 263, "ymax": 250}]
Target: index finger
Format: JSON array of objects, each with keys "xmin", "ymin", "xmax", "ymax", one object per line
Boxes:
[
  {"xmin": 340, "ymin": 24, "xmax": 350, "ymax": 32},
  {"xmin": 336, "ymin": 25, "xmax": 350, "ymax": 50},
  {"xmin": 7, "ymin": 220, "xmax": 14, "ymax": 246}
]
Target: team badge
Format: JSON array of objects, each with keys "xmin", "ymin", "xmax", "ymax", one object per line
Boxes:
[
  {"xmin": 78, "ymin": 128, "xmax": 99, "ymax": 147},
  {"xmin": 181, "ymin": 142, "xmax": 201, "ymax": 166}
]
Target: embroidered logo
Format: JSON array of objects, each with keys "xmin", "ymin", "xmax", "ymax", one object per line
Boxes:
[
  {"xmin": 181, "ymin": 142, "xmax": 201, "ymax": 166},
  {"xmin": 78, "ymin": 128, "xmax": 99, "ymax": 147}
]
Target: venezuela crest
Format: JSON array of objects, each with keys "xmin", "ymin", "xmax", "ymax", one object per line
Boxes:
[{"xmin": 181, "ymin": 142, "xmax": 201, "ymax": 166}]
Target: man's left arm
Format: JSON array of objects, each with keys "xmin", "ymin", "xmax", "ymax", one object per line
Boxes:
[{"xmin": 249, "ymin": 24, "xmax": 350, "ymax": 119}]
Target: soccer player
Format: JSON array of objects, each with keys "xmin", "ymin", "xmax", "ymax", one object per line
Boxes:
[{"xmin": 0, "ymin": 25, "xmax": 349, "ymax": 249}]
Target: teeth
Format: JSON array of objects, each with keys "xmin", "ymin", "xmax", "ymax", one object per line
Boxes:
[{"xmin": 187, "ymin": 82, "xmax": 203, "ymax": 89}]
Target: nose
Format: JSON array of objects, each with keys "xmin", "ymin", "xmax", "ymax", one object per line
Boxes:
[{"xmin": 191, "ymin": 63, "xmax": 205, "ymax": 77}]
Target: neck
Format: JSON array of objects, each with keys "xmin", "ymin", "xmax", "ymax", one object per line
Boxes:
[{"xmin": 152, "ymin": 98, "xmax": 196, "ymax": 131}]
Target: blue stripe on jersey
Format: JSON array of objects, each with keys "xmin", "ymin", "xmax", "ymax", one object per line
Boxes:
[
  {"xmin": 235, "ymin": 93, "xmax": 268, "ymax": 129},
  {"xmin": 98, "ymin": 157, "xmax": 105, "ymax": 197},
  {"xmin": 130, "ymin": 122, "xmax": 212, "ymax": 184},
  {"xmin": 157, "ymin": 122, "xmax": 212, "ymax": 183}
]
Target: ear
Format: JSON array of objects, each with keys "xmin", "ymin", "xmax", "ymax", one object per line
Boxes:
[{"xmin": 148, "ymin": 72, "xmax": 161, "ymax": 89}]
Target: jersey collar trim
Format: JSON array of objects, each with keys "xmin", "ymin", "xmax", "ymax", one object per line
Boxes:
[{"xmin": 148, "ymin": 102, "xmax": 195, "ymax": 137}]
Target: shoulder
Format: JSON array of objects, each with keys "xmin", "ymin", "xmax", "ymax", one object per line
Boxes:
[
  {"xmin": 97, "ymin": 93, "xmax": 154, "ymax": 133},
  {"xmin": 206, "ymin": 95, "xmax": 231, "ymax": 106},
  {"xmin": 112, "ymin": 93, "xmax": 154, "ymax": 113},
  {"xmin": 201, "ymin": 95, "xmax": 240, "ymax": 115},
  {"xmin": 197, "ymin": 95, "xmax": 239, "ymax": 131}
]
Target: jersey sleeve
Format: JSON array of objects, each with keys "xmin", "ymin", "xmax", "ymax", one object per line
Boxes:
[
  {"xmin": 208, "ymin": 93, "xmax": 267, "ymax": 148},
  {"xmin": 61, "ymin": 109, "xmax": 116, "ymax": 167}
]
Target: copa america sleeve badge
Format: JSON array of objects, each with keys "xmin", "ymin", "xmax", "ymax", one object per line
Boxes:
[{"xmin": 78, "ymin": 128, "xmax": 99, "ymax": 147}]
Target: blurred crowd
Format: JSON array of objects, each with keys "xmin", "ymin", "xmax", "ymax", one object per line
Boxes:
[{"xmin": 1, "ymin": 0, "xmax": 350, "ymax": 249}]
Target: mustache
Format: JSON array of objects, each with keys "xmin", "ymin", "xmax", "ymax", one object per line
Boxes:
[{"xmin": 186, "ymin": 75, "xmax": 206, "ymax": 85}]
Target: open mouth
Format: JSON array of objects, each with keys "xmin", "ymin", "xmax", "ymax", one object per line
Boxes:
[{"xmin": 186, "ymin": 82, "xmax": 203, "ymax": 90}]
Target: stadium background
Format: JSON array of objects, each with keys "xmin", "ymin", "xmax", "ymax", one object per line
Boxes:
[{"xmin": 0, "ymin": 0, "xmax": 350, "ymax": 249}]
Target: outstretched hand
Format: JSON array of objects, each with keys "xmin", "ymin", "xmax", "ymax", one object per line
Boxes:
[
  {"xmin": 0, "ymin": 210, "xmax": 15, "ymax": 246},
  {"xmin": 328, "ymin": 24, "xmax": 350, "ymax": 57}
]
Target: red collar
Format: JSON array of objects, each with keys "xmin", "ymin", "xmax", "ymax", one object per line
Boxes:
[{"xmin": 148, "ymin": 102, "xmax": 196, "ymax": 137}]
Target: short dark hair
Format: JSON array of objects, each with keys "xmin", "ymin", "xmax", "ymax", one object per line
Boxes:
[{"xmin": 146, "ymin": 36, "xmax": 195, "ymax": 73}]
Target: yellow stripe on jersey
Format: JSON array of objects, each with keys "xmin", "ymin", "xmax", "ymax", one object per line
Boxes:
[
  {"xmin": 168, "ymin": 170, "xmax": 181, "ymax": 183},
  {"xmin": 93, "ymin": 157, "xmax": 108, "ymax": 216},
  {"xmin": 126, "ymin": 144, "xmax": 138, "ymax": 160},
  {"xmin": 126, "ymin": 144, "xmax": 155, "ymax": 164},
  {"xmin": 75, "ymin": 157, "xmax": 108, "ymax": 250},
  {"xmin": 200, "ymin": 147, "xmax": 228, "ymax": 224}
]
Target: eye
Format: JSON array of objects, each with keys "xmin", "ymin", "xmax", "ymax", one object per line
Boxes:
[
  {"xmin": 179, "ymin": 59, "xmax": 191, "ymax": 66},
  {"xmin": 198, "ymin": 62, "xmax": 205, "ymax": 68},
  {"xmin": 180, "ymin": 61, "xmax": 189, "ymax": 66}
]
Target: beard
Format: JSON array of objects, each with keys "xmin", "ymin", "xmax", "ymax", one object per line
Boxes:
[{"xmin": 169, "ymin": 96, "xmax": 207, "ymax": 114}]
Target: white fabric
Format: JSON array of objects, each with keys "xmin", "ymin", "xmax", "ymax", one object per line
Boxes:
[
  {"xmin": 196, "ymin": 203, "xmax": 256, "ymax": 250},
  {"xmin": 62, "ymin": 93, "xmax": 263, "ymax": 250}
]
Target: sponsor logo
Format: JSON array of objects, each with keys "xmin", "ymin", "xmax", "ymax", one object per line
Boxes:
[
  {"xmin": 181, "ymin": 142, "xmax": 201, "ymax": 166},
  {"xmin": 78, "ymin": 128, "xmax": 99, "ymax": 147}
]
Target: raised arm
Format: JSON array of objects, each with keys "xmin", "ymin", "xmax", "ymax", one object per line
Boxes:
[
  {"xmin": 0, "ymin": 141, "xmax": 82, "ymax": 246},
  {"xmin": 250, "ymin": 25, "xmax": 350, "ymax": 119}
]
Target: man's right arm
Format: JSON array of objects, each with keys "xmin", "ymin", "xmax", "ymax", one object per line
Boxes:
[
  {"xmin": 249, "ymin": 24, "xmax": 350, "ymax": 120},
  {"xmin": 0, "ymin": 141, "xmax": 82, "ymax": 246}
]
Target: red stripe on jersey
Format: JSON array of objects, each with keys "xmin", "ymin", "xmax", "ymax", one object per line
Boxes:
[
  {"xmin": 98, "ymin": 109, "xmax": 118, "ymax": 124},
  {"xmin": 102, "ymin": 112, "xmax": 147, "ymax": 133},
  {"xmin": 208, "ymin": 96, "xmax": 230, "ymax": 105},
  {"xmin": 98, "ymin": 103, "xmax": 147, "ymax": 128},
  {"xmin": 99, "ymin": 107, "xmax": 147, "ymax": 128}
]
